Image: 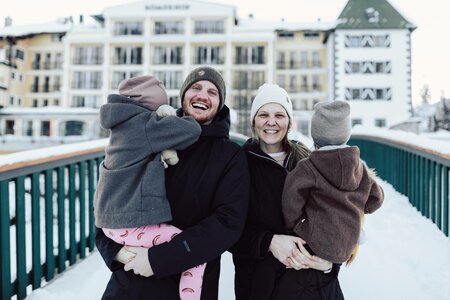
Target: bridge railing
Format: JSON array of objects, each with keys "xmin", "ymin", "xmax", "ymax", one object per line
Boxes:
[
  {"xmin": 349, "ymin": 134, "xmax": 450, "ymax": 237},
  {"xmin": 0, "ymin": 140, "xmax": 107, "ymax": 300}
]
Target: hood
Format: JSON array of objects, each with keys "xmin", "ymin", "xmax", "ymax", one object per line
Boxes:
[
  {"xmin": 100, "ymin": 94, "xmax": 150, "ymax": 129},
  {"xmin": 308, "ymin": 146, "xmax": 363, "ymax": 191},
  {"xmin": 178, "ymin": 105, "xmax": 230, "ymax": 139}
]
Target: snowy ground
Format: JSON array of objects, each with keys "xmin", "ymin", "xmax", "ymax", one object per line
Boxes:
[{"xmin": 24, "ymin": 178, "xmax": 450, "ymax": 300}]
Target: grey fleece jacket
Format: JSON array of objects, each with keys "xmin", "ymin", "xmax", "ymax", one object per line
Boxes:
[{"xmin": 94, "ymin": 94, "xmax": 201, "ymax": 229}]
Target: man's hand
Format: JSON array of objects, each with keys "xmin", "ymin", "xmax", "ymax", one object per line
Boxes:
[{"xmin": 124, "ymin": 246, "xmax": 154, "ymax": 277}]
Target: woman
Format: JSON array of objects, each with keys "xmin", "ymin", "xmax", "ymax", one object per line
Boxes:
[{"xmin": 231, "ymin": 83, "xmax": 344, "ymax": 300}]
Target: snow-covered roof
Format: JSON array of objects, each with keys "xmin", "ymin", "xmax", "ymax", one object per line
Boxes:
[
  {"xmin": 0, "ymin": 21, "xmax": 72, "ymax": 38},
  {"xmin": 0, "ymin": 106, "xmax": 99, "ymax": 115}
]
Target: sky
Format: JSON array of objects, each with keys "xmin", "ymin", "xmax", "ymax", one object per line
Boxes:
[
  {"xmin": 1, "ymin": 0, "xmax": 449, "ymax": 106},
  {"xmin": 25, "ymin": 177, "xmax": 450, "ymax": 299}
]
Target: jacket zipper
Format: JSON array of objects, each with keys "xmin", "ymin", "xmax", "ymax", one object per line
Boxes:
[{"xmin": 248, "ymin": 151, "xmax": 290, "ymax": 173}]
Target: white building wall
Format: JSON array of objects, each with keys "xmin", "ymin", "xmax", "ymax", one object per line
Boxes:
[{"xmin": 334, "ymin": 29, "xmax": 412, "ymax": 128}]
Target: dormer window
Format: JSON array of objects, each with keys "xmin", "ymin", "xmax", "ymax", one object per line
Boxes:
[{"xmin": 365, "ymin": 7, "xmax": 379, "ymax": 23}]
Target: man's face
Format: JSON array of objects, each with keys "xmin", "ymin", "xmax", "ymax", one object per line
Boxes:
[{"xmin": 182, "ymin": 80, "xmax": 220, "ymax": 124}]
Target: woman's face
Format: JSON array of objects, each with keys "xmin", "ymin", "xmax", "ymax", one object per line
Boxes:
[{"xmin": 253, "ymin": 103, "xmax": 290, "ymax": 152}]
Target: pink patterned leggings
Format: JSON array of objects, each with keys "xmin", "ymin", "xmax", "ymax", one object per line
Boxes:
[{"xmin": 103, "ymin": 223, "xmax": 206, "ymax": 300}]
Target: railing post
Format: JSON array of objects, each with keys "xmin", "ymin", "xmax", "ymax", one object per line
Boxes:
[
  {"xmin": 79, "ymin": 162, "xmax": 86, "ymax": 258},
  {"xmin": 69, "ymin": 164, "xmax": 77, "ymax": 265},
  {"xmin": 57, "ymin": 166, "xmax": 66, "ymax": 272},
  {"xmin": 443, "ymin": 167, "xmax": 449, "ymax": 236},
  {"xmin": 0, "ymin": 180, "xmax": 12, "ymax": 300},
  {"xmin": 436, "ymin": 164, "xmax": 442, "ymax": 230},
  {"xmin": 88, "ymin": 160, "xmax": 95, "ymax": 251},
  {"xmin": 31, "ymin": 172, "xmax": 42, "ymax": 289},
  {"xmin": 15, "ymin": 176, "xmax": 27, "ymax": 299},
  {"xmin": 45, "ymin": 170, "xmax": 55, "ymax": 281}
]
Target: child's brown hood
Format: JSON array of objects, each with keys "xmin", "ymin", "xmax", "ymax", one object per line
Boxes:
[{"xmin": 308, "ymin": 146, "xmax": 363, "ymax": 191}]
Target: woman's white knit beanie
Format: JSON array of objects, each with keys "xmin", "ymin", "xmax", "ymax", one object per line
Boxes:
[{"xmin": 250, "ymin": 83, "xmax": 293, "ymax": 123}]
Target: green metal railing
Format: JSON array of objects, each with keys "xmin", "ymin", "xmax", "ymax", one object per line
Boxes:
[
  {"xmin": 350, "ymin": 135, "xmax": 450, "ymax": 237},
  {"xmin": 0, "ymin": 146, "xmax": 105, "ymax": 300}
]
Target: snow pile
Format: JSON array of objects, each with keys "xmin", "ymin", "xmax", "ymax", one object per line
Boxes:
[{"xmin": 352, "ymin": 126, "xmax": 450, "ymax": 156}]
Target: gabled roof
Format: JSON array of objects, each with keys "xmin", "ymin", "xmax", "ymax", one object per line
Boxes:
[{"xmin": 337, "ymin": 0, "xmax": 416, "ymax": 30}]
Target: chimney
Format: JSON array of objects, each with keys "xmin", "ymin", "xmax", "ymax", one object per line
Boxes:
[{"xmin": 4, "ymin": 17, "xmax": 12, "ymax": 27}]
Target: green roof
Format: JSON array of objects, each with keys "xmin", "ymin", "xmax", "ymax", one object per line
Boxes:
[{"xmin": 336, "ymin": 0, "xmax": 416, "ymax": 30}]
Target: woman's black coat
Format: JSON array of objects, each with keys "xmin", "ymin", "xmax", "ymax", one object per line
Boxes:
[
  {"xmin": 231, "ymin": 139, "xmax": 344, "ymax": 300},
  {"xmin": 95, "ymin": 106, "xmax": 249, "ymax": 299}
]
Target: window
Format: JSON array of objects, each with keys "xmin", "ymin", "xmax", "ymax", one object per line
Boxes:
[
  {"xmin": 277, "ymin": 51, "xmax": 286, "ymax": 69},
  {"xmin": 54, "ymin": 76, "xmax": 61, "ymax": 91},
  {"xmin": 234, "ymin": 71, "xmax": 265, "ymax": 90},
  {"xmin": 169, "ymin": 96, "xmax": 180, "ymax": 108},
  {"xmin": 43, "ymin": 99, "xmax": 49, "ymax": 106},
  {"xmin": 288, "ymin": 75, "xmax": 297, "ymax": 93},
  {"xmin": 154, "ymin": 21, "xmax": 184, "ymax": 34},
  {"xmin": 300, "ymin": 51, "xmax": 308, "ymax": 68},
  {"xmin": 352, "ymin": 119, "xmax": 362, "ymax": 126},
  {"xmin": 5, "ymin": 120, "xmax": 15, "ymax": 135},
  {"xmin": 345, "ymin": 61, "xmax": 391, "ymax": 74},
  {"xmin": 55, "ymin": 53, "xmax": 63, "ymax": 69},
  {"xmin": 301, "ymin": 76, "xmax": 308, "ymax": 92},
  {"xmin": 194, "ymin": 46, "xmax": 224, "ymax": 65},
  {"xmin": 304, "ymin": 31, "xmax": 319, "ymax": 39},
  {"xmin": 113, "ymin": 21, "xmax": 143, "ymax": 35},
  {"xmin": 312, "ymin": 51, "xmax": 321, "ymax": 68},
  {"xmin": 51, "ymin": 33, "xmax": 64, "ymax": 42},
  {"xmin": 153, "ymin": 71, "xmax": 183, "ymax": 89},
  {"xmin": 54, "ymin": 99, "xmax": 59, "ymax": 106},
  {"xmin": 43, "ymin": 76, "xmax": 50, "ymax": 92},
  {"xmin": 345, "ymin": 35, "xmax": 390, "ymax": 48},
  {"xmin": 32, "ymin": 76, "xmax": 39, "ymax": 93},
  {"xmin": 375, "ymin": 119, "xmax": 386, "ymax": 127},
  {"xmin": 71, "ymin": 95, "xmax": 101, "ymax": 108},
  {"xmin": 72, "ymin": 71, "xmax": 102, "ymax": 89},
  {"xmin": 32, "ymin": 99, "xmax": 38, "ymax": 107},
  {"xmin": 44, "ymin": 53, "xmax": 51, "ymax": 69},
  {"xmin": 73, "ymin": 47, "xmax": 103, "ymax": 65},
  {"xmin": 111, "ymin": 71, "xmax": 142, "ymax": 89},
  {"xmin": 113, "ymin": 46, "xmax": 142, "ymax": 65},
  {"xmin": 15, "ymin": 49, "xmax": 24, "ymax": 60},
  {"xmin": 289, "ymin": 51, "xmax": 298, "ymax": 69},
  {"xmin": 32, "ymin": 53, "xmax": 41, "ymax": 70},
  {"xmin": 194, "ymin": 20, "xmax": 224, "ymax": 34},
  {"xmin": 153, "ymin": 46, "xmax": 183, "ymax": 64},
  {"xmin": 312, "ymin": 75, "xmax": 321, "ymax": 91},
  {"xmin": 24, "ymin": 121, "xmax": 33, "ymax": 136},
  {"xmin": 235, "ymin": 46, "xmax": 264, "ymax": 64},
  {"xmin": 277, "ymin": 75, "xmax": 286, "ymax": 89},
  {"xmin": 345, "ymin": 88, "xmax": 391, "ymax": 100},
  {"xmin": 64, "ymin": 121, "xmax": 85, "ymax": 136},
  {"xmin": 277, "ymin": 31, "xmax": 294, "ymax": 39},
  {"xmin": 9, "ymin": 96, "xmax": 14, "ymax": 105},
  {"xmin": 40, "ymin": 121, "xmax": 50, "ymax": 136}
]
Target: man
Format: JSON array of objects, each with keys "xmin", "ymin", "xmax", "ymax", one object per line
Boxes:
[{"xmin": 95, "ymin": 66, "xmax": 249, "ymax": 299}]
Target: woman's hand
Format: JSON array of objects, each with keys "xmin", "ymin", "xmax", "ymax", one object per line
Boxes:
[
  {"xmin": 287, "ymin": 243, "xmax": 332, "ymax": 272},
  {"xmin": 269, "ymin": 234, "xmax": 306, "ymax": 267}
]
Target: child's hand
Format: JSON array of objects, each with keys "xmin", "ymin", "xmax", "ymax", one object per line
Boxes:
[
  {"xmin": 161, "ymin": 149, "xmax": 179, "ymax": 168},
  {"xmin": 156, "ymin": 104, "xmax": 176, "ymax": 117}
]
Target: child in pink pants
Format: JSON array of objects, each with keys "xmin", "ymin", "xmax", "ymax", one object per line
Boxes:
[
  {"xmin": 94, "ymin": 76, "xmax": 205, "ymax": 300},
  {"xmin": 103, "ymin": 224, "xmax": 206, "ymax": 300}
]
